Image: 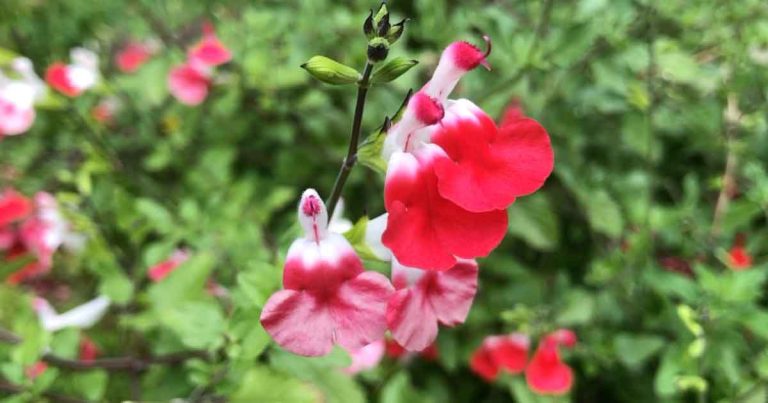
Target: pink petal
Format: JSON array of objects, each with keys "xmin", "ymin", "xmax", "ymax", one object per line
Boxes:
[
  {"xmin": 382, "ymin": 146, "xmax": 508, "ymax": 270},
  {"xmin": 386, "ymin": 286, "xmax": 439, "ymax": 352},
  {"xmin": 330, "ymin": 271, "xmax": 393, "ymax": 351},
  {"xmin": 189, "ymin": 34, "xmax": 231, "ymax": 67},
  {"xmin": 260, "ymin": 289, "xmax": 336, "ymax": 356},
  {"xmin": 168, "ymin": 64, "xmax": 211, "ymax": 106},
  {"xmin": 343, "ymin": 339, "xmax": 385, "ymax": 374},
  {"xmin": 432, "ymin": 100, "xmax": 554, "ymax": 212},
  {"xmin": 115, "ymin": 43, "xmax": 152, "ymax": 73}
]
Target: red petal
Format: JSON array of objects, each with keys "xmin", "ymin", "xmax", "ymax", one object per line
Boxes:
[
  {"xmin": 45, "ymin": 63, "xmax": 80, "ymax": 97},
  {"xmin": 168, "ymin": 64, "xmax": 210, "ymax": 106},
  {"xmin": 525, "ymin": 341, "xmax": 573, "ymax": 395},
  {"xmin": 470, "ymin": 343, "xmax": 500, "ymax": 382},
  {"xmin": 116, "ymin": 43, "xmax": 152, "ymax": 73},
  {"xmin": 0, "ymin": 189, "xmax": 31, "ymax": 227},
  {"xmin": 382, "ymin": 147, "xmax": 507, "ymax": 270},
  {"xmin": 189, "ymin": 37, "xmax": 232, "ymax": 67},
  {"xmin": 488, "ymin": 334, "xmax": 529, "ymax": 374},
  {"xmin": 432, "ymin": 100, "xmax": 554, "ymax": 212}
]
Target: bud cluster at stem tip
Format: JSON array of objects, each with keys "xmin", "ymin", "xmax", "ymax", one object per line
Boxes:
[{"xmin": 363, "ymin": 2, "xmax": 407, "ymax": 63}]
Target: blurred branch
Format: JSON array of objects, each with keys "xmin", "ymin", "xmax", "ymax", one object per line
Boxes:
[
  {"xmin": 711, "ymin": 94, "xmax": 741, "ymax": 238},
  {"xmin": 326, "ymin": 62, "xmax": 375, "ymax": 217},
  {"xmin": 0, "ymin": 380, "xmax": 91, "ymax": 403}
]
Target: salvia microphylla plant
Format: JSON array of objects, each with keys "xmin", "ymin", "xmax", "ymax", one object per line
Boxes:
[{"xmin": 259, "ymin": 2, "xmax": 554, "ymax": 360}]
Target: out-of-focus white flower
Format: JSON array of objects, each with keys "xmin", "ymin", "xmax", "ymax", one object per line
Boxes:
[{"xmin": 33, "ymin": 295, "xmax": 111, "ymax": 332}]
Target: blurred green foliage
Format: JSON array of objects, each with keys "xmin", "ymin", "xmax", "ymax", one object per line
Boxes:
[{"xmin": 1, "ymin": 0, "xmax": 768, "ymax": 401}]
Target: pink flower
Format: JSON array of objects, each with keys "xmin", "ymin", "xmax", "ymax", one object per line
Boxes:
[
  {"xmin": 386, "ymin": 258, "xmax": 478, "ymax": 351},
  {"xmin": 188, "ymin": 22, "xmax": 232, "ymax": 68},
  {"xmin": 525, "ymin": 330, "xmax": 576, "ymax": 395},
  {"xmin": 25, "ymin": 361, "xmax": 48, "ymax": 379},
  {"xmin": 45, "ymin": 48, "xmax": 99, "ymax": 97},
  {"xmin": 168, "ymin": 62, "xmax": 212, "ymax": 106},
  {"xmin": 115, "ymin": 42, "xmax": 153, "ymax": 73},
  {"xmin": 148, "ymin": 249, "xmax": 190, "ymax": 282},
  {"xmin": 0, "ymin": 58, "xmax": 44, "ymax": 137},
  {"xmin": 260, "ymin": 189, "xmax": 394, "ymax": 356},
  {"xmin": 343, "ymin": 340, "xmax": 385, "ymax": 374},
  {"xmin": 470, "ymin": 333, "xmax": 530, "ymax": 382},
  {"xmin": 91, "ymin": 97, "xmax": 120, "ymax": 124}
]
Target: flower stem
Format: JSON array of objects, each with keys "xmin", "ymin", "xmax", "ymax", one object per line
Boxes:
[{"xmin": 326, "ymin": 62, "xmax": 374, "ymax": 217}]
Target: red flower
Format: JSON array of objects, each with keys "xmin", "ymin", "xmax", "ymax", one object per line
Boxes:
[
  {"xmin": 168, "ymin": 63, "xmax": 212, "ymax": 106},
  {"xmin": 115, "ymin": 42, "xmax": 153, "ymax": 73},
  {"xmin": 385, "ymin": 338, "xmax": 439, "ymax": 361},
  {"xmin": 45, "ymin": 62, "xmax": 80, "ymax": 97},
  {"xmin": 499, "ymin": 98, "xmax": 525, "ymax": 127},
  {"xmin": 25, "ymin": 361, "xmax": 48, "ymax": 379},
  {"xmin": 525, "ymin": 331, "xmax": 576, "ymax": 395},
  {"xmin": 382, "ymin": 145, "xmax": 508, "ymax": 270},
  {"xmin": 45, "ymin": 48, "xmax": 99, "ymax": 97},
  {"xmin": 421, "ymin": 39, "xmax": 491, "ymax": 101},
  {"xmin": 148, "ymin": 249, "xmax": 190, "ymax": 282},
  {"xmin": 386, "ymin": 258, "xmax": 478, "ymax": 351},
  {"xmin": 260, "ymin": 189, "xmax": 394, "ymax": 356},
  {"xmin": 470, "ymin": 333, "xmax": 530, "ymax": 382},
  {"xmin": 0, "ymin": 188, "xmax": 31, "ymax": 227},
  {"xmin": 79, "ymin": 335, "xmax": 100, "ymax": 362},
  {"xmin": 728, "ymin": 236, "xmax": 753, "ymax": 270},
  {"xmin": 431, "ymin": 99, "xmax": 553, "ymax": 212},
  {"xmin": 188, "ymin": 22, "xmax": 232, "ymax": 68}
]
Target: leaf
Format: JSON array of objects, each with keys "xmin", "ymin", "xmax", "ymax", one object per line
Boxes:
[
  {"xmin": 343, "ymin": 216, "xmax": 384, "ymax": 261},
  {"xmin": 507, "ymin": 193, "xmax": 559, "ymax": 251},
  {"xmin": 147, "ymin": 253, "xmax": 215, "ymax": 309},
  {"xmin": 232, "ymin": 367, "xmax": 318, "ymax": 403},
  {"xmin": 370, "ymin": 57, "xmax": 418, "ymax": 84},
  {"xmin": 614, "ymin": 333, "xmax": 665, "ymax": 369},
  {"xmin": 0, "ymin": 47, "xmax": 19, "ymax": 64},
  {"xmin": 301, "ymin": 56, "xmax": 361, "ymax": 85},
  {"xmin": 358, "ymin": 123, "xmax": 389, "ymax": 175},
  {"xmin": 160, "ymin": 300, "xmax": 225, "ymax": 349},
  {"xmin": 584, "ymin": 189, "xmax": 624, "ymax": 238},
  {"xmin": 556, "ymin": 289, "xmax": 594, "ymax": 326},
  {"xmin": 381, "ymin": 373, "xmax": 434, "ymax": 403}
]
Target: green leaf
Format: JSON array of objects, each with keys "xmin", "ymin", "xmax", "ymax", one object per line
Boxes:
[
  {"xmin": 381, "ymin": 373, "xmax": 434, "ymax": 403},
  {"xmin": 556, "ymin": 289, "xmax": 594, "ymax": 326},
  {"xmin": 358, "ymin": 122, "xmax": 389, "ymax": 175},
  {"xmin": 343, "ymin": 216, "xmax": 384, "ymax": 261},
  {"xmin": 301, "ymin": 56, "xmax": 361, "ymax": 85},
  {"xmin": 147, "ymin": 253, "xmax": 215, "ymax": 309},
  {"xmin": 370, "ymin": 57, "xmax": 418, "ymax": 84},
  {"xmin": 614, "ymin": 333, "xmax": 665, "ymax": 369},
  {"xmin": 160, "ymin": 300, "xmax": 225, "ymax": 349},
  {"xmin": 507, "ymin": 193, "xmax": 559, "ymax": 251},
  {"xmin": 584, "ymin": 189, "xmax": 624, "ymax": 238},
  {"xmin": 0, "ymin": 47, "xmax": 19, "ymax": 64},
  {"xmin": 232, "ymin": 367, "xmax": 318, "ymax": 403}
]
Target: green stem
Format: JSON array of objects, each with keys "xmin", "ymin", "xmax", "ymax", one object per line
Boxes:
[{"xmin": 326, "ymin": 62, "xmax": 374, "ymax": 217}]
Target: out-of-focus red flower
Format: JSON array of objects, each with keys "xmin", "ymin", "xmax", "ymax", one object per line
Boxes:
[
  {"xmin": 0, "ymin": 188, "xmax": 31, "ymax": 227},
  {"xmin": 91, "ymin": 97, "xmax": 120, "ymax": 124},
  {"xmin": 728, "ymin": 234, "xmax": 752, "ymax": 270},
  {"xmin": 659, "ymin": 256, "xmax": 694, "ymax": 277},
  {"xmin": 470, "ymin": 333, "xmax": 530, "ymax": 382},
  {"xmin": 148, "ymin": 249, "xmax": 190, "ymax": 282},
  {"xmin": 525, "ymin": 330, "xmax": 576, "ymax": 395},
  {"xmin": 79, "ymin": 335, "xmax": 100, "ymax": 362},
  {"xmin": 385, "ymin": 338, "xmax": 439, "ymax": 361},
  {"xmin": 188, "ymin": 22, "xmax": 232, "ymax": 68},
  {"xmin": 25, "ymin": 361, "xmax": 48, "ymax": 379},
  {"xmin": 115, "ymin": 42, "xmax": 153, "ymax": 73},
  {"xmin": 168, "ymin": 63, "xmax": 212, "ymax": 106},
  {"xmin": 45, "ymin": 48, "xmax": 99, "ymax": 97}
]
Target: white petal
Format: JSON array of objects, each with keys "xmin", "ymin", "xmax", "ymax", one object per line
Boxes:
[{"xmin": 364, "ymin": 213, "xmax": 392, "ymax": 261}]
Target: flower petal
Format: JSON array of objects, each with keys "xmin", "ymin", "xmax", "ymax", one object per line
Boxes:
[
  {"xmin": 330, "ymin": 271, "xmax": 394, "ymax": 351},
  {"xmin": 432, "ymin": 99, "xmax": 553, "ymax": 212},
  {"xmin": 260, "ymin": 289, "xmax": 336, "ymax": 356},
  {"xmin": 45, "ymin": 63, "xmax": 80, "ymax": 97},
  {"xmin": 386, "ymin": 285, "xmax": 439, "ymax": 352},
  {"xmin": 525, "ymin": 340, "xmax": 574, "ymax": 395},
  {"xmin": 168, "ymin": 64, "xmax": 211, "ymax": 106}
]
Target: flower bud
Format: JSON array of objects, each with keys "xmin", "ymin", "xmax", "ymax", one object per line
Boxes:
[
  {"xmin": 363, "ymin": 10, "xmax": 375, "ymax": 39},
  {"xmin": 370, "ymin": 56, "xmax": 418, "ymax": 84},
  {"xmin": 301, "ymin": 56, "xmax": 361, "ymax": 85},
  {"xmin": 367, "ymin": 37, "xmax": 390, "ymax": 63},
  {"xmin": 386, "ymin": 19, "xmax": 408, "ymax": 44}
]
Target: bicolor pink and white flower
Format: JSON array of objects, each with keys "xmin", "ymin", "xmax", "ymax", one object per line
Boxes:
[
  {"xmin": 168, "ymin": 23, "xmax": 230, "ymax": 106},
  {"xmin": 0, "ymin": 58, "xmax": 45, "ymax": 137},
  {"xmin": 386, "ymin": 258, "xmax": 478, "ymax": 351},
  {"xmin": 260, "ymin": 189, "xmax": 394, "ymax": 356},
  {"xmin": 46, "ymin": 47, "xmax": 100, "ymax": 97},
  {"xmin": 470, "ymin": 333, "xmax": 530, "ymax": 382},
  {"xmin": 147, "ymin": 248, "xmax": 190, "ymax": 282}
]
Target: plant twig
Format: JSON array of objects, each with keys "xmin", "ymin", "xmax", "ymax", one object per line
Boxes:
[
  {"xmin": 711, "ymin": 94, "xmax": 741, "ymax": 238},
  {"xmin": 41, "ymin": 349, "xmax": 211, "ymax": 372},
  {"xmin": 0, "ymin": 379, "xmax": 92, "ymax": 403},
  {"xmin": 326, "ymin": 62, "xmax": 375, "ymax": 217}
]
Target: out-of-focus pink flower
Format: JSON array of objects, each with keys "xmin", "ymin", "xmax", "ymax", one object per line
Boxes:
[
  {"xmin": 46, "ymin": 48, "xmax": 99, "ymax": 97},
  {"xmin": 260, "ymin": 189, "xmax": 394, "ymax": 356},
  {"xmin": 91, "ymin": 97, "xmax": 120, "ymax": 124},
  {"xmin": 25, "ymin": 361, "xmax": 48, "ymax": 379},
  {"xmin": 79, "ymin": 335, "xmax": 100, "ymax": 362},
  {"xmin": 168, "ymin": 62, "xmax": 211, "ymax": 106},
  {"xmin": 0, "ymin": 58, "xmax": 44, "ymax": 137},
  {"xmin": 148, "ymin": 249, "xmax": 190, "ymax": 282},
  {"xmin": 470, "ymin": 333, "xmax": 530, "ymax": 382},
  {"xmin": 343, "ymin": 340, "xmax": 385, "ymax": 374},
  {"xmin": 115, "ymin": 42, "xmax": 154, "ymax": 73},
  {"xmin": 188, "ymin": 22, "xmax": 232, "ymax": 67},
  {"xmin": 385, "ymin": 338, "xmax": 439, "ymax": 361},
  {"xmin": 525, "ymin": 330, "xmax": 576, "ymax": 395}
]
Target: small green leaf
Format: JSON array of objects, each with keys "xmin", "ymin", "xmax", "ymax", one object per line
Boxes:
[
  {"xmin": 358, "ymin": 122, "xmax": 389, "ymax": 175},
  {"xmin": 370, "ymin": 57, "xmax": 418, "ymax": 84},
  {"xmin": 614, "ymin": 333, "xmax": 666, "ymax": 369},
  {"xmin": 343, "ymin": 216, "xmax": 384, "ymax": 261},
  {"xmin": 507, "ymin": 193, "xmax": 559, "ymax": 251},
  {"xmin": 233, "ymin": 367, "xmax": 318, "ymax": 403},
  {"xmin": 301, "ymin": 56, "xmax": 361, "ymax": 85}
]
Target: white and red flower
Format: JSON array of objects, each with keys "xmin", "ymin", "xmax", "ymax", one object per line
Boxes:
[
  {"xmin": 0, "ymin": 58, "xmax": 45, "ymax": 137},
  {"xmin": 46, "ymin": 47, "xmax": 99, "ymax": 97},
  {"xmin": 470, "ymin": 333, "xmax": 530, "ymax": 382},
  {"xmin": 260, "ymin": 189, "xmax": 394, "ymax": 356},
  {"xmin": 168, "ymin": 23, "xmax": 230, "ymax": 106}
]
